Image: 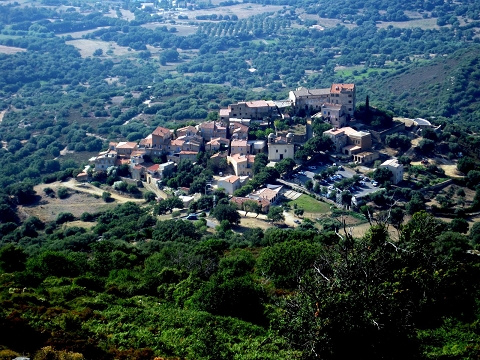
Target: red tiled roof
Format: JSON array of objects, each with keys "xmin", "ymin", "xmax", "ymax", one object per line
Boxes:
[
  {"xmin": 330, "ymin": 83, "xmax": 355, "ymax": 94},
  {"xmin": 116, "ymin": 142, "xmax": 138, "ymax": 149},
  {"xmin": 147, "ymin": 164, "xmax": 160, "ymax": 171},
  {"xmin": 152, "ymin": 126, "xmax": 172, "ymax": 136}
]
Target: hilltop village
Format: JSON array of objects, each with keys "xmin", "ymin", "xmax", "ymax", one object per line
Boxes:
[{"xmin": 87, "ymin": 82, "xmax": 441, "ymax": 211}]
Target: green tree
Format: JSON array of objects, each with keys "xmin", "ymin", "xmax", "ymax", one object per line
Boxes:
[
  {"xmin": 373, "ymin": 167, "xmax": 393, "ymax": 184},
  {"xmin": 0, "ymin": 244, "xmax": 27, "ymax": 272},
  {"xmin": 457, "ymin": 157, "xmax": 476, "ymax": 174},
  {"xmin": 267, "ymin": 206, "xmax": 285, "ymax": 223},
  {"xmin": 211, "ymin": 203, "xmax": 240, "ymax": 225},
  {"xmin": 275, "ymin": 158, "xmax": 296, "ymax": 175},
  {"xmin": 102, "ymin": 191, "xmax": 112, "ymax": 202},
  {"xmin": 57, "ymin": 186, "xmax": 69, "ymax": 199},
  {"xmin": 144, "ymin": 191, "xmax": 157, "ymax": 202}
]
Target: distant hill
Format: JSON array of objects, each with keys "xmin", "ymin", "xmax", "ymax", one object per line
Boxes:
[{"xmin": 360, "ymin": 45, "xmax": 480, "ymax": 129}]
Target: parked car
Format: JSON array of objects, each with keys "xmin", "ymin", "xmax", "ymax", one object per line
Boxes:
[
  {"xmin": 372, "ymin": 181, "xmax": 379, "ymax": 187},
  {"xmin": 332, "ymin": 163, "xmax": 337, "ymax": 167},
  {"xmin": 294, "ymin": 219, "xmax": 301, "ymax": 224},
  {"xmin": 338, "ymin": 165, "xmax": 344, "ymax": 170},
  {"xmin": 186, "ymin": 213, "xmax": 198, "ymax": 220},
  {"xmin": 299, "ymin": 171, "xmax": 306, "ymax": 175}
]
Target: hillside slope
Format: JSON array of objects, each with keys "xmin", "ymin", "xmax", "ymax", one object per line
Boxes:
[{"xmin": 360, "ymin": 45, "xmax": 480, "ymax": 128}]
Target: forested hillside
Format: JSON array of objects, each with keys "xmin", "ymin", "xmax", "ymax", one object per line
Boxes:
[{"xmin": 1, "ymin": 0, "xmax": 480, "ymax": 358}]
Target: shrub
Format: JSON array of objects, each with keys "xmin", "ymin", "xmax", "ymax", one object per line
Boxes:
[
  {"xmin": 56, "ymin": 212, "xmax": 75, "ymax": 224},
  {"xmin": 57, "ymin": 187, "xmax": 69, "ymax": 199}
]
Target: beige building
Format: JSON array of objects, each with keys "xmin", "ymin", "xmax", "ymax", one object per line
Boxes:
[
  {"xmin": 288, "ymin": 88, "xmax": 331, "ymax": 112},
  {"xmin": 205, "ymin": 137, "xmax": 229, "ymax": 152},
  {"xmin": 199, "ymin": 121, "xmax": 227, "ymax": 141},
  {"xmin": 228, "ymin": 154, "xmax": 255, "ymax": 177},
  {"xmin": 217, "ymin": 175, "xmax": 241, "ymax": 195},
  {"xmin": 289, "ymin": 83, "xmax": 356, "ymax": 117},
  {"xmin": 230, "ymin": 139, "xmax": 249, "ymax": 156},
  {"xmin": 267, "ymin": 133, "xmax": 295, "ymax": 161},
  {"xmin": 318, "ymin": 103, "xmax": 347, "ymax": 128},
  {"xmin": 353, "ymin": 151, "xmax": 379, "ymax": 164},
  {"xmin": 139, "ymin": 126, "xmax": 172, "ymax": 150},
  {"xmin": 230, "ymin": 122, "xmax": 249, "ymax": 139},
  {"xmin": 380, "ymin": 158, "xmax": 404, "ymax": 184},
  {"xmin": 248, "ymin": 186, "xmax": 283, "ymax": 204},
  {"xmin": 220, "ymin": 100, "xmax": 277, "ymax": 122},
  {"xmin": 115, "ymin": 141, "xmax": 138, "ymax": 156},
  {"xmin": 323, "ymin": 127, "xmax": 372, "ymax": 155},
  {"xmin": 330, "ymin": 83, "xmax": 356, "ymax": 117},
  {"xmin": 93, "ymin": 150, "xmax": 117, "ymax": 171},
  {"xmin": 176, "ymin": 125, "xmax": 198, "ymax": 138}
]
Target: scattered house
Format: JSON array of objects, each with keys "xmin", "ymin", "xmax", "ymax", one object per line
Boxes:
[
  {"xmin": 228, "ymin": 153, "xmax": 255, "ymax": 177},
  {"xmin": 230, "ymin": 139, "xmax": 249, "ymax": 156},
  {"xmin": 330, "ymin": 83, "xmax": 356, "ymax": 117},
  {"xmin": 179, "ymin": 195, "xmax": 195, "ymax": 207},
  {"xmin": 151, "ymin": 126, "xmax": 173, "ymax": 148},
  {"xmin": 219, "ymin": 108, "xmax": 231, "ymax": 123},
  {"xmin": 231, "ymin": 196, "xmax": 270, "ymax": 213},
  {"xmin": 353, "ymin": 151, "xmax": 379, "ymax": 164},
  {"xmin": 145, "ymin": 161, "xmax": 175, "ymax": 184},
  {"xmin": 115, "ymin": 141, "xmax": 138, "ymax": 156},
  {"xmin": 267, "ymin": 133, "xmax": 295, "ymax": 161},
  {"xmin": 229, "ymin": 122, "xmax": 249, "ymax": 139},
  {"xmin": 315, "ymin": 103, "xmax": 347, "ymax": 128},
  {"xmin": 131, "ymin": 163, "xmax": 145, "ymax": 180},
  {"xmin": 247, "ymin": 139, "xmax": 266, "ymax": 155},
  {"xmin": 205, "ymin": 137, "xmax": 229, "ymax": 152},
  {"xmin": 93, "ymin": 150, "xmax": 117, "ymax": 171},
  {"xmin": 248, "ymin": 185, "xmax": 283, "ymax": 204},
  {"xmin": 168, "ymin": 150, "xmax": 198, "ymax": 164},
  {"xmin": 76, "ymin": 172, "xmax": 89, "ymax": 182},
  {"xmin": 176, "ymin": 125, "xmax": 198, "ymax": 137},
  {"xmin": 380, "ymin": 158, "xmax": 404, "ymax": 184},
  {"xmin": 323, "ymin": 127, "xmax": 372, "ymax": 155},
  {"xmin": 210, "ymin": 150, "xmax": 228, "ymax": 159},
  {"xmin": 220, "ymin": 100, "xmax": 278, "ymax": 121},
  {"xmin": 217, "ymin": 175, "xmax": 241, "ymax": 195},
  {"xmin": 199, "ymin": 121, "xmax": 227, "ymax": 141},
  {"xmin": 139, "ymin": 126, "xmax": 172, "ymax": 150}
]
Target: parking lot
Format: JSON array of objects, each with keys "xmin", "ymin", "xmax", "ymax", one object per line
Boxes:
[{"xmin": 288, "ymin": 162, "xmax": 382, "ymax": 199}]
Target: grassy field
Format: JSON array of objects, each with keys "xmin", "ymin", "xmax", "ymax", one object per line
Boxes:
[
  {"xmin": 65, "ymin": 39, "xmax": 134, "ymax": 58},
  {"xmin": 287, "ymin": 195, "xmax": 331, "ymax": 213}
]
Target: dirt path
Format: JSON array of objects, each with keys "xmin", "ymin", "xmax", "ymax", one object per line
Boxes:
[
  {"xmin": 61, "ymin": 179, "xmax": 145, "ymax": 203},
  {"xmin": 86, "ymin": 132, "xmax": 108, "ymax": 141},
  {"xmin": 0, "ymin": 110, "xmax": 6, "ymax": 123}
]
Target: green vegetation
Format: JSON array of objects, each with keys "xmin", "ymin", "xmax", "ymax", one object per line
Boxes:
[
  {"xmin": 286, "ymin": 194, "xmax": 330, "ymax": 213},
  {"xmin": 1, "ymin": 0, "xmax": 480, "ymax": 358}
]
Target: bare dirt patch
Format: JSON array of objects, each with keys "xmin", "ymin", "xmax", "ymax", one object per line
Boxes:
[
  {"xmin": 23, "ymin": 181, "xmax": 147, "ymax": 223},
  {"xmin": 66, "ymin": 39, "xmax": 134, "ymax": 58},
  {"xmin": 0, "ymin": 110, "xmax": 6, "ymax": 123},
  {"xmin": 0, "ymin": 45, "xmax": 26, "ymax": 54},
  {"xmin": 55, "ymin": 27, "xmax": 110, "ymax": 40},
  {"xmin": 21, "ymin": 189, "xmax": 112, "ymax": 223},
  {"xmin": 377, "ymin": 18, "xmax": 440, "ymax": 30}
]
